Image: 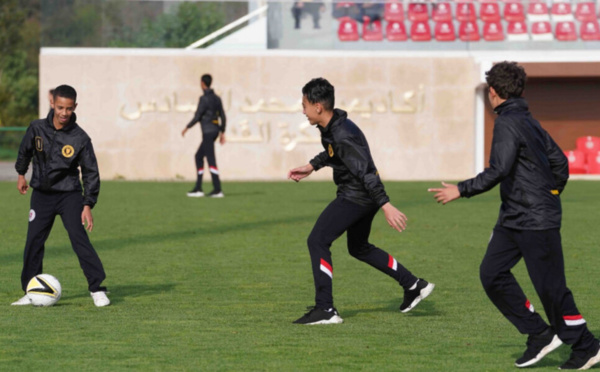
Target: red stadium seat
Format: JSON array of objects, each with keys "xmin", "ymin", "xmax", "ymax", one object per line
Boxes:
[
  {"xmin": 435, "ymin": 20, "xmax": 456, "ymax": 41},
  {"xmin": 408, "ymin": 3, "xmax": 429, "ymax": 21},
  {"xmin": 432, "ymin": 2, "xmax": 453, "ymax": 22},
  {"xmin": 531, "ymin": 21, "xmax": 553, "ymax": 40},
  {"xmin": 459, "ymin": 20, "xmax": 481, "ymax": 41},
  {"xmin": 565, "ymin": 150, "xmax": 587, "ymax": 174},
  {"xmin": 586, "ymin": 151, "xmax": 600, "ymax": 174},
  {"xmin": 551, "ymin": 2, "xmax": 574, "ymax": 21},
  {"xmin": 483, "ymin": 21, "xmax": 505, "ymax": 40},
  {"xmin": 386, "ymin": 20, "xmax": 408, "ymax": 40},
  {"xmin": 385, "ymin": 1, "xmax": 405, "ymax": 22},
  {"xmin": 575, "ymin": 2, "xmax": 597, "ymax": 21},
  {"xmin": 338, "ymin": 17, "xmax": 360, "ymax": 41},
  {"xmin": 504, "ymin": 1, "xmax": 525, "ymax": 22},
  {"xmin": 411, "ymin": 21, "xmax": 432, "ymax": 41},
  {"xmin": 362, "ymin": 17, "xmax": 383, "ymax": 41},
  {"xmin": 456, "ymin": 3, "xmax": 476, "ymax": 22},
  {"xmin": 507, "ymin": 21, "xmax": 529, "ymax": 40},
  {"xmin": 480, "ymin": 2, "xmax": 501, "ymax": 22},
  {"xmin": 555, "ymin": 21, "xmax": 578, "ymax": 41},
  {"xmin": 576, "ymin": 136, "xmax": 600, "ymax": 156},
  {"xmin": 527, "ymin": 1, "xmax": 549, "ymax": 21},
  {"xmin": 580, "ymin": 20, "xmax": 600, "ymax": 40}
]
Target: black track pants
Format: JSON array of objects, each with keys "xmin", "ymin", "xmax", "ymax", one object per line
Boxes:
[
  {"xmin": 194, "ymin": 131, "xmax": 221, "ymax": 192},
  {"xmin": 21, "ymin": 190, "xmax": 107, "ymax": 292},
  {"xmin": 307, "ymin": 196, "xmax": 417, "ymax": 309},
  {"xmin": 480, "ymin": 226, "xmax": 595, "ymax": 351}
]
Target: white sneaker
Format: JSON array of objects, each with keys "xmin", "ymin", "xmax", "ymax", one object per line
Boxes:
[
  {"xmin": 11, "ymin": 295, "xmax": 32, "ymax": 306},
  {"xmin": 187, "ymin": 190, "xmax": 204, "ymax": 197},
  {"xmin": 208, "ymin": 191, "xmax": 225, "ymax": 198},
  {"xmin": 90, "ymin": 291, "xmax": 110, "ymax": 307}
]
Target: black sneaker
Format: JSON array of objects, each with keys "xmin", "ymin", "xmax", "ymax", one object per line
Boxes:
[
  {"xmin": 400, "ymin": 278, "xmax": 435, "ymax": 313},
  {"xmin": 559, "ymin": 341, "xmax": 600, "ymax": 370},
  {"xmin": 293, "ymin": 306, "xmax": 344, "ymax": 325},
  {"xmin": 208, "ymin": 190, "xmax": 224, "ymax": 198},
  {"xmin": 515, "ymin": 328, "xmax": 563, "ymax": 367}
]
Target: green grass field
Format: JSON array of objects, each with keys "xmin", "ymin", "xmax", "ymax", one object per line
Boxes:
[{"xmin": 1, "ymin": 180, "xmax": 599, "ymax": 371}]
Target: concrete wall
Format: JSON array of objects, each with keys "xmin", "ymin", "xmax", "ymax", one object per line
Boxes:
[{"xmin": 40, "ymin": 49, "xmax": 479, "ymax": 181}]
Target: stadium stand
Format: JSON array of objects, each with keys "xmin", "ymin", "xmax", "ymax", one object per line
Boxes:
[
  {"xmin": 408, "ymin": 3, "xmax": 429, "ymax": 21},
  {"xmin": 483, "ymin": 21, "xmax": 505, "ymax": 40},
  {"xmin": 565, "ymin": 149, "xmax": 587, "ymax": 174},
  {"xmin": 576, "ymin": 136, "xmax": 600, "ymax": 157},
  {"xmin": 555, "ymin": 21, "xmax": 578, "ymax": 40},
  {"xmin": 460, "ymin": 20, "xmax": 481, "ymax": 40},
  {"xmin": 338, "ymin": 17, "xmax": 360, "ymax": 41},
  {"xmin": 504, "ymin": 2, "xmax": 525, "ymax": 22},
  {"xmin": 480, "ymin": 2, "xmax": 501, "ymax": 22},
  {"xmin": 587, "ymin": 151, "xmax": 600, "ymax": 174},
  {"xmin": 386, "ymin": 20, "xmax": 408, "ymax": 40},
  {"xmin": 433, "ymin": 2, "xmax": 453, "ymax": 21},
  {"xmin": 411, "ymin": 20, "xmax": 432, "ymax": 40},
  {"xmin": 363, "ymin": 17, "xmax": 384, "ymax": 40},
  {"xmin": 507, "ymin": 20, "xmax": 529, "ymax": 40},
  {"xmin": 435, "ymin": 20, "xmax": 457, "ymax": 41}
]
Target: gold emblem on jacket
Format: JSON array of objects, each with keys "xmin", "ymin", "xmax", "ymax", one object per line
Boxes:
[
  {"xmin": 35, "ymin": 136, "xmax": 43, "ymax": 152},
  {"xmin": 328, "ymin": 144, "xmax": 334, "ymax": 157},
  {"xmin": 62, "ymin": 145, "xmax": 75, "ymax": 158}
]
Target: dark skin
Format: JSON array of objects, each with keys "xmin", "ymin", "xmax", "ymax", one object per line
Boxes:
[{"xmin": 17, "ymin": 95, "xmax": 94, "ymax": 232}]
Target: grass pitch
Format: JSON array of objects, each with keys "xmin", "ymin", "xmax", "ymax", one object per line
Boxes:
[{"xmin": 1, "ymin": 180, "xmax": 599, "ymax": 371}]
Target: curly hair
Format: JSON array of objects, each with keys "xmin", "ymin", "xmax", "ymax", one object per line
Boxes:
[{"xmin": 485, "ymin": 61, "xmax": 527, "ymax": 99}]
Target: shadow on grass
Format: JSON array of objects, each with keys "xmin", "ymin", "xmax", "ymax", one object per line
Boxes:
[
  {"xmin": 63, "ymin": 283, "xmax": 177, "ymax": 305},
  {"xmin": 342, "ymin": 298, "xmax": 441, "ymax": 319}
]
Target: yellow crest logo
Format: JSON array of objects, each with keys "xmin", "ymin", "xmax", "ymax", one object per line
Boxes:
[
  {"xmin": 62, "ymin": 145, "xmax": 75, "ymax": 158},
  {"xmin": 328, "ymin": 144, "xmax": 334, "ymax": 157},
  {"xmin": 35, "ymin": 136, "xmax": 43, "ymax": 152}
]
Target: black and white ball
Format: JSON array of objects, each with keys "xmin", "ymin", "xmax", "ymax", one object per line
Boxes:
[{"xmin": 26, "ymin": 274, "xmax": 62, "ymax": 307}]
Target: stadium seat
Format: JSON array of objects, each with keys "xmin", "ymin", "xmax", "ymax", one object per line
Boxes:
[
  {"xmin": 531, "ymin": 21, "xmax": 554, "ymax": 40},
  {"xmin": 586, "ymin": 150, "xmax": 600, "ymax": 174},
  {"xmin": 456, "ymin": 3, "xmax": 477, "ymax": 22},
  {"xmin": 565, "ymin": 150, "xmax": 587, "ymax": 174},
  {"xmin": 338, "ymin": 17, "xmax": 360, "ymax": 41},
  {"xmin": 385, "ymin": 22, "xmax": 408, "ymax": 41},
  {"xmin": 411, "ymin": 20, "xmax": 432, "ymax": 41},
  {"xmin": 435, "ymin": 20, "xmax": 456, "ymax": 41},
  {"xmin": 459, "ymin": 20, "xmax": 481, "ymax": 41},
  {"xmin": 580, "ymin": 20, "xmax": 600, "ymax": 40},
  {"xmin": 384, "ymin": 1, "xmax": 405, "ymax": 22},
  {"xmin": 480, "ymin": 2, "xmax": 501, "ymax": 22},
  {"xmin": 507, "ymin": 21, "xmax": 529, "ymax": 40},
  {"xmin": 576, "ymin": 136, "xmax": 600, "ymax": 156},
  {"xmin": 555, "ymin": 21, "xmax": 578, "ymax": 40},
  {"xmin": 386, "ymin": 20, "xmax": 408, "ymax": 40},
  {"xmin": 551, "ymin": 1, "xmax": 574, "ymax": 22},
  {"xmin": 362, "ymin": 17, "xmax": 384, "ymax": 41},
  {"xmin": 504, "ymin": 1, "xmax": 525, "ymax": 22},
  {"xmin": 575, "ymin": 2, "xmax": 597, "ymax": 22},
  {"xmin": 432, "ymin": 2, "xmax": 453, "ymax": 22},
  {"xmin": 483, "ymin": 21, "xmax": 505, "ymax": 40},
  {"xmin": 408, "ymin": 3, "xmax": 430, "ymax": 21},
  {"xmin": 527, "ymin": 1, "xmax": 550, "ymax": 21}
]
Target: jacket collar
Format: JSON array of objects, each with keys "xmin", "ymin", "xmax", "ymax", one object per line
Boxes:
[
  {"xmin": 203, "ymin": 88, "xmax": 214, "ymax": 95},
  {"xmin": 494, "ymin": 97, "xmax": 529, "ymax": 115},
  {"xmin": 46, "ymin": 109, "xmax": 77, "ymax": 131},
  {"xmin": 318, "ymin": 109, "xmax": 348, "ymax": 134}
]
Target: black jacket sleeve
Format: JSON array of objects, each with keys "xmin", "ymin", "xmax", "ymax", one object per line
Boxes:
[
  {"xmin": 15, "ymin": 125, "xmax": 34, "ymax": 175},
  {"xmin": 337, "ymin": 137, "xmax": 390, "ymax": 207},
  {"xmin": 186, "ymin": 97, "xmax": 207, "ymax": 129},
  {"xmin": 458, "ymin": 120, "xmax": 519, "ymax": 198},
  {"xmin": 218, "ymin": 98, "xmax": 226, "ymax": 133},
  {"xmin": 79, "ymin": 139, "xmax": 100, "ymax": 208},
  {"xmin": 545, "ymin": 131, "xmax": 569, "ymax": 193},
  {"xmin": 309, "ymin": 151, "xmax": 330, "ymax": 171}
]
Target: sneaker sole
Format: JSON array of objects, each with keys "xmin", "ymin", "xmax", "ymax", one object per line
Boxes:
[
  {"xmin": 303, "ymin": 315, "xmax": 344, "ymax": 325},
  {"xmin": 401, "ymin": 283, "xmax": 435, "ymax": 313},
  {"xmin": 515, "ymin": 335, "xmax": 563, "ymax": 368},
  {"xmin": 577, "ymin": 347, "xmax": 600, "ymax": 370},
  {"xmin": 187, "ymin": 194, "xmax": 204, "ymax": 198}
]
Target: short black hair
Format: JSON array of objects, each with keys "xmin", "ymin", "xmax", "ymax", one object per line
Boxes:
[
  {"xmin": 201, "ymin": 74, "xmax": 212, "ymax": 88},
  {"xmin": 49, "ymin": 89, "xmax": 55, "ymax": 95},
  {"xmin": 485, "ymin": 61, "xmax": 527, "ymax": 99},
  {"xmin": 302, "ymin": 78, "xmax": 334, "ymax": 111},
  {"xmin": 53, "ymin": 85, "xmax": 77, "ymax": 102}
]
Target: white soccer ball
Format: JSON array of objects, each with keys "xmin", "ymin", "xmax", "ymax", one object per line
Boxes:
[{"xmin": 26, "ymin": 274, "xmax": 62, "ymax": 307}]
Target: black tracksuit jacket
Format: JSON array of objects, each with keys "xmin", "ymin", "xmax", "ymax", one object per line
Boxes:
[
  {"xmin": 15, "ymin": 110, "xmax": 100, "ymax": 208},
  {"xmin": 310, "ymin": 109, "xmax": 390, "ymax": 207},
  {"xmin": 186, "ymin": 89, "xmax": 227, "ymax": 135},
  {"xmin": 458, "ymin": 98, "xmax": 569, "ymax": 230}
]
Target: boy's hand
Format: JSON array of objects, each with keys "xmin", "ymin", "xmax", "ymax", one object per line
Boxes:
[
  {"xmin": 288, "ymin": 164, "xmax": 314, "ymax": 182},
  {"xmin": 428, "ymin": 182, "xmax": 460, "ymax": 205},
  {"xmin": 17, "ymin": 175, "xmax": 29, "ymax": 195},
  {"xmin": 82, "ymin": 205, "xmax": 94, "ymax": 232},
  {"xmin": 381, "ymin": 202, "xmax": 408, "ymax": 232}
]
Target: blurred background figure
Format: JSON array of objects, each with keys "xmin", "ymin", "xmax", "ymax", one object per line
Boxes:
[{"xmin": 291, "ymin": 1, "xmax": 325, "ymax": 29}]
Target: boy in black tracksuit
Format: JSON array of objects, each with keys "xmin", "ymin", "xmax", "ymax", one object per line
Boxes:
[
  {"xmin": 12, "ymin": 85, "xmax": 110, "ymax": 307},
  {"xmin": 289, "ymin": 78, "xmax": 434, "ymax": 325},
  {"xmin": 182, "ymin": 74, "xmax": 226, "ymax": 198},
  {"xmin": 429, "ymin": 62, "xmax": 600, "ymax": 369}
]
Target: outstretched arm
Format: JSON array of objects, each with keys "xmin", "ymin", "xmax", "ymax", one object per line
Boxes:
[
  {"xmin": 288, "ymin": 163, "xmax": 314, "ymax": 182},
  {"xmin": 428, "ymin": 182, "xmax": 460, "ymax": 205}
]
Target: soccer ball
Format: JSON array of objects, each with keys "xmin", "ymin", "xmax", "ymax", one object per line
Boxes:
[{"xmin": 26, "ymin": 274, "xmax": 62, "ymax": 307}]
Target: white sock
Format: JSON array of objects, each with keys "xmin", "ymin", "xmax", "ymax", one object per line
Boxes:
[{"xmin": 409, "ymin": 279, "xmax": 419, "ymax": 291}]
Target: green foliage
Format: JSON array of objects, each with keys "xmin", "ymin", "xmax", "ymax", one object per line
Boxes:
[{"xmin": 1, "ymin": 181, "xmax": 599, "ymax": 370}]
